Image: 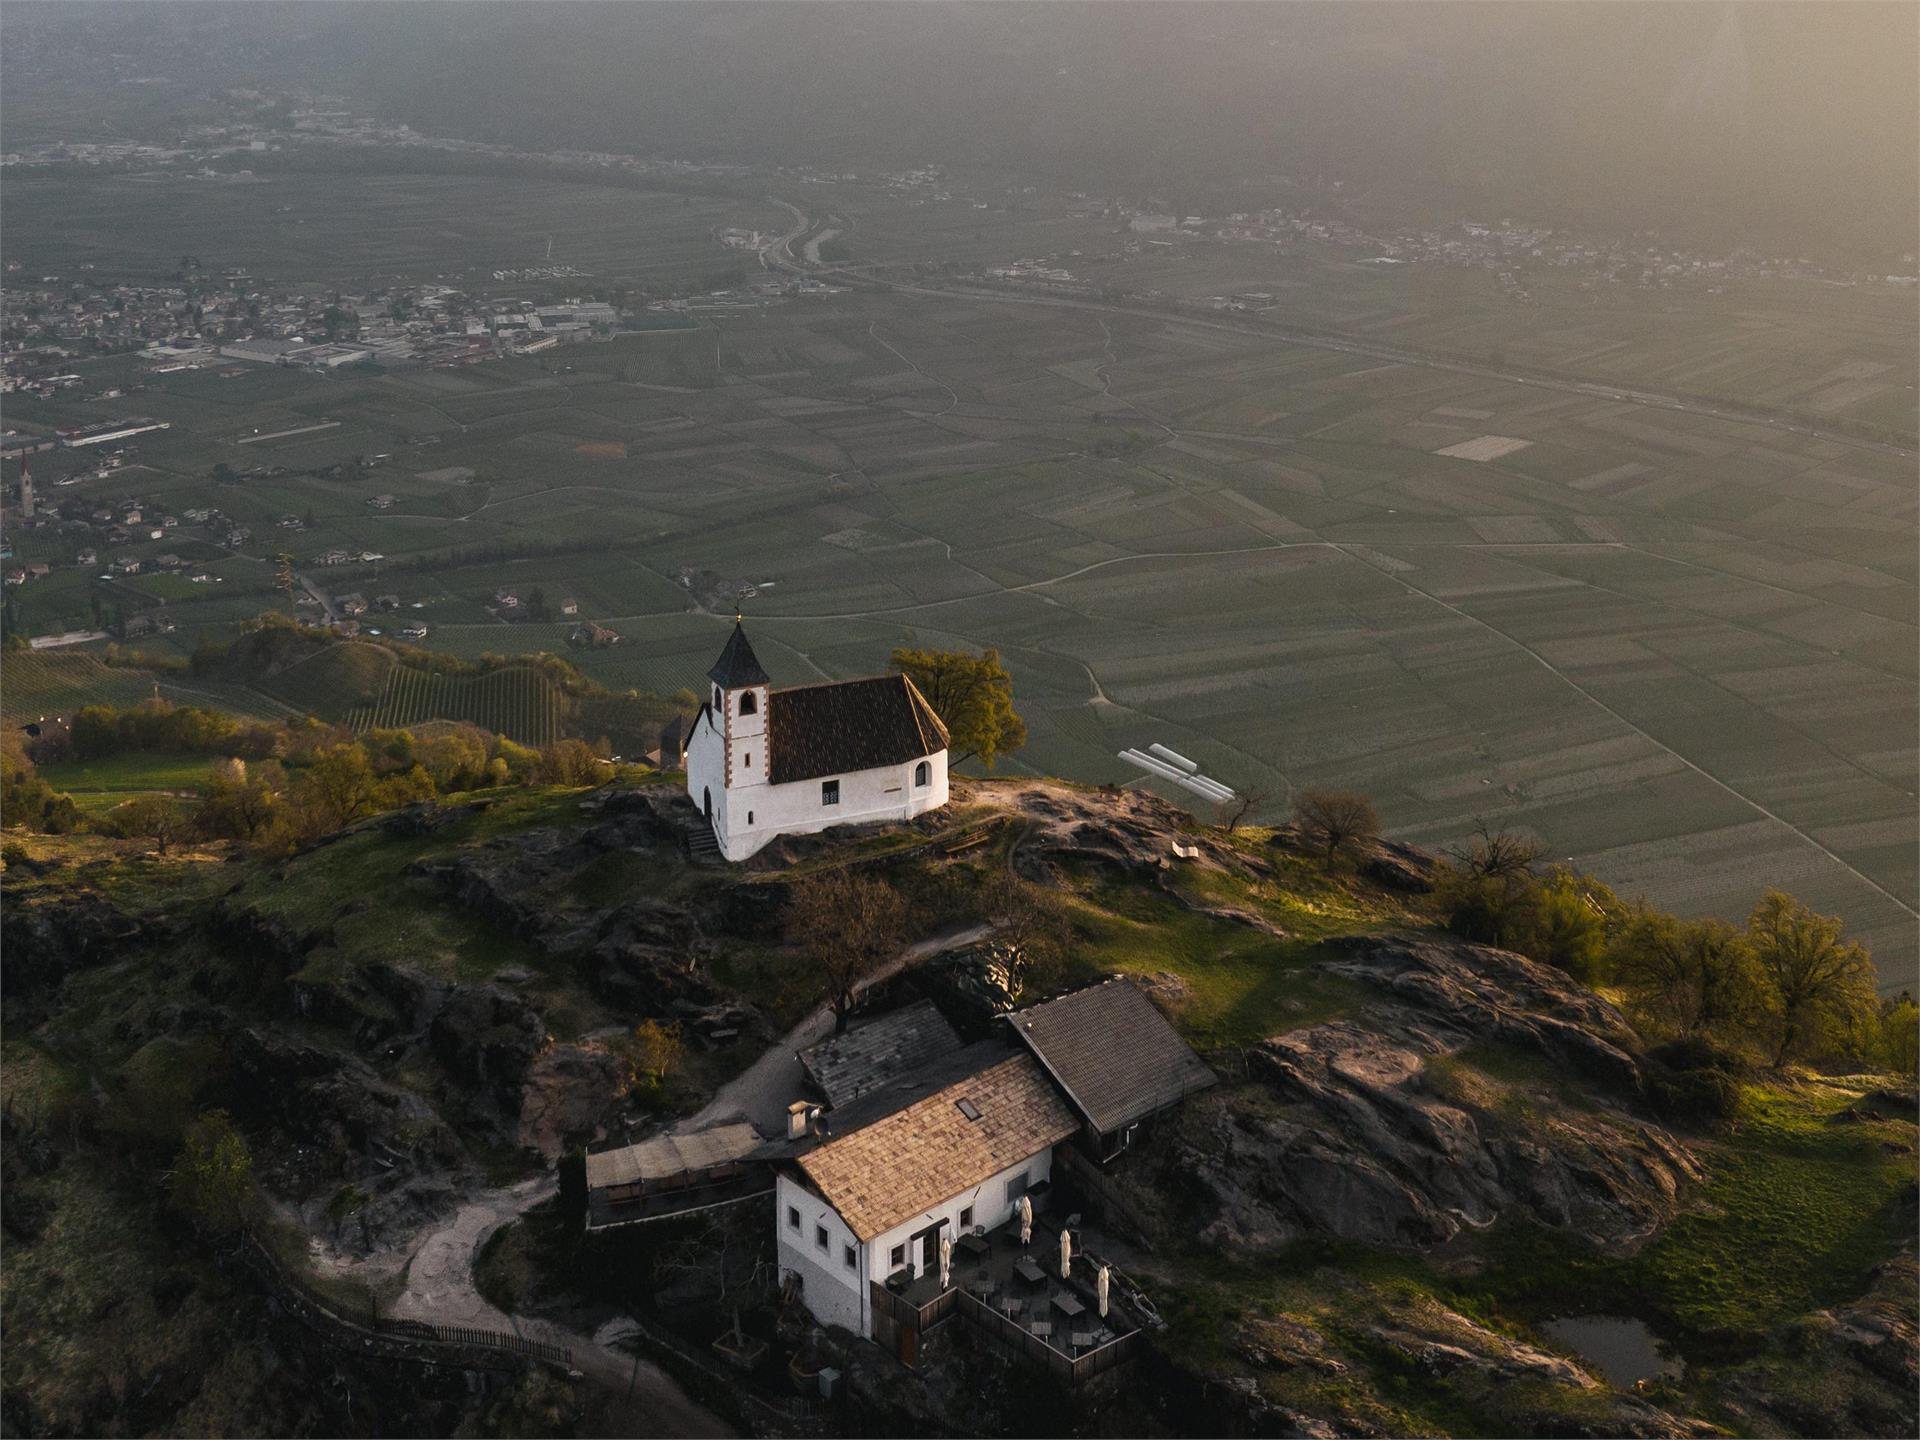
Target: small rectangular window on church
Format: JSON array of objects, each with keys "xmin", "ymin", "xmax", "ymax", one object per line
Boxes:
[{"xmin": 822, "ymin": 780, "xmax": 840, "ymax": 806}]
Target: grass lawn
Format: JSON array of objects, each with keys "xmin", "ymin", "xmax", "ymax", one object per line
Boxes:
[
  {"xmin": 1059, "ymin": 850, "xmax": 1423, "ymax": 1049},
  {"xmin": 1473, "ymin": 1075, "xmax": 1917, "ymax": 1362},
  {"xmin": 40, "ymin": 752, "xmax": 223, "ymax": 807}
]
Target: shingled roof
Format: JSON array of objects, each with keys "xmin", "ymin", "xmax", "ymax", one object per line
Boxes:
[
  {"xmin": 798, "ymin": 1000, "xmax": 964, "ymax": 1108},
  {"xmin": 707, "ymin": 621, "xmax": 770, "ymax": 688},
  {"xmin": 795, "ymin": 1052, "xmax": 1076, "ymax": 1241},
  {"xmin": 1006, "ymin": 979, "xmax": 1216, "ymax": 1138},
  {"xmin": 768, "ymin": 673, "xmax": 948, "ymax": 785}
]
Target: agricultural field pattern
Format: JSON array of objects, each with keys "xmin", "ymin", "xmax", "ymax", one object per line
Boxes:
[{"xmin": 4, "ymin": 177, "xmax": 1915, "ymax": 987}]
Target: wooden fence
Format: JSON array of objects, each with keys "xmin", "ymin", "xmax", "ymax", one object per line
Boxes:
[
  {"xmin": 953, "ymin": 1287, "xmax": 1144, "ymax": 1385},
  {"xmin": 875, "ymin": 1277, "xmax": 1144, "ymax": 1386},
  {"xmin": 238, "ymin": 1232, "xmax": 575, "ymax": 1372},
  {"xmin": 620, "ymin": 1311, "xmax": 823, "ymax": 1432}
]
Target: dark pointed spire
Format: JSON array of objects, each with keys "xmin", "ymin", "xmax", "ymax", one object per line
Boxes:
[{"xmin": 707, "ymin": 620, "xmax": 770, "ymax": 688}]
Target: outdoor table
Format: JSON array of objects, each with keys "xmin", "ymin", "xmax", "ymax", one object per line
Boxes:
[
  {"xmin": 956, "ymin": 1233, "xmax": 990, "ymax": 1259},
  {"xmin": 1013, "ymin": 1257, "xmax": 1045, "ymax": 1285},
  {"xmin": 1028, "ymin": 1320, "xmax": 1053, "ymax": 1340},
  {"xmin": 1052, "ymin": 1293, "xmax": 1086, "ymax": 1320},
  {"xmin": 1070, "ymin": 1331, "xmax": 1095, "ymax": 1350},
  {"xmin": 968, "ymin": 1277, "xmax": 997, "ymax": 1298},
  {"xmin": 997, "ymin": 1294, "xmax": 1022, "ymax": 1317}
]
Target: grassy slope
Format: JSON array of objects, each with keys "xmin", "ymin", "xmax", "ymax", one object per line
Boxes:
[
  {"xmin": 1477, "ymin": 1076, "xmax": 1916, "ymax": 1354},
  {"xmin": 1060, "ymin": 832, "xmax": 1425, "ymax": 1048},
  {"xmin": 37, "ymin": 752, "xmax": 223, "ymax": 813}
]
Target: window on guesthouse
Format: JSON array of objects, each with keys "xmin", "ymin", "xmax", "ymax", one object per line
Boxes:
[
  {"xmin": 960, "ymin": 1206, "xmax": 974, "ymax": 1230},
  {"xmin": 816, "ymin": 1223, "xmax": 829, "ymax": 1252},
  {"xmin": 889, "ymin": 1244, "xmax": 906, "ymax": 1271},
  {"xmin": 915, "ymin": 760, "xmax": 930, "ymax": 787},
  {"xmin": 787, "ymin": 1206, "xmax": 800, "ymax": 1231},
  {"xmin": 1004, "ymin": 1172, "xmax": 1029, "ymax": 1204},
  {"xmin": 821, "ymin": 779, "xmax": 840, "ymax": 806},
  {"xmin": 843, "ymin": 1244, "xmax": 857, "ymax": 1271}
]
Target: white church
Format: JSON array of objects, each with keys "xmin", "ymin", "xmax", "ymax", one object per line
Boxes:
[{"xmin": 684, "ymin": 622, "xmax": 951, "ymax": 861}]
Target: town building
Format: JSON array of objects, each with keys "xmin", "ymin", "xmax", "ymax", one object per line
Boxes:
[
  {"xmin": 684, "ymin": 622, "xmax": 950, "ymax": 862},
  {"xmin": 774, "ymin": 1045, "xmax": 1076, "ymax": 1336}
]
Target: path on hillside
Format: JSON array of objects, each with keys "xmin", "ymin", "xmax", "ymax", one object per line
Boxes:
[
  {"xmin": 317, "ymin": 1175, "xmax": 730, "ymax": 1437},
  {"xmin": 302, "ymin": 921, "xmax": 992, "ymax": 1434},
  {"xmin": 678, "ymin": 921, "xmax": 994, "ymax": 1136}
]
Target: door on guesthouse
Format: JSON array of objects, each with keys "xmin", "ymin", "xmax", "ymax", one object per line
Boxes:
[{"xmin": 912, "ymin": 1218, "xmax": 947, "ymax": 1279}]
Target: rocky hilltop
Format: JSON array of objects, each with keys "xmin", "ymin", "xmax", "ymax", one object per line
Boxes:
[{"xmin": 3, "ymin": 777, "xmax": 1914, "ymax": 1438}]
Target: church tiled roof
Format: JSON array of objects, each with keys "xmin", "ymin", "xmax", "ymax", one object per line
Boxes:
[
  {"xmin": 707, "ymin": 621, "xmax": 770, "ymax": 688},
  {"xmin": 768, "ymin": 673, "xmax": 949, "ymax": 785}
]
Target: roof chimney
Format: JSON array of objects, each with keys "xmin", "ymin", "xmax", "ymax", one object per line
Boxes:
[{"xmin": 787, "ymin": 1100, "xmax": 821, "ymax": 1140}]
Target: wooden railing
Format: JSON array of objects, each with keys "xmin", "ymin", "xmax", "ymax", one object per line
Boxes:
[
  {"xmin": 238, "ymin": 1232, "xmax": 574, "ymax": 1372},
  {"xmin": 875, "ymin": 1276, "xmax": 1144, "ymax": 1386},
  {"xmin": 953, "ymin": 1287, "xmax": 1143, "ymax": 1385}
]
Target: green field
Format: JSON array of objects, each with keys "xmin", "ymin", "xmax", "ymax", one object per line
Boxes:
[
  {"xmin": 37, "ymin": 753, "xmax": 223, "ymax": 813},
  {"xmin": 1, "ymin": 652, "xmax": 295, "ymax": 726},
  {"xmin": 350, "ymin": 663, "xmax": 562, "ymax": 746},
  {"xmin": 253, "ymin": 643, "xmax": 397, "ymax": 717}
]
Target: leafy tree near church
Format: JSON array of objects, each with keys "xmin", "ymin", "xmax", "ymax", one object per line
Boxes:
[{"xmin": 890, "ymin": 646, "xmax": 1026, "ymax": 769}]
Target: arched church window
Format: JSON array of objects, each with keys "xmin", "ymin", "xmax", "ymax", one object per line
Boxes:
[
  {"xmin": 739, "ymin": 690, "xmax": 758, "ymax": 716},
  {"xmin": 915, "ymin": 761, "xmax": 930, "ymax": 788}
]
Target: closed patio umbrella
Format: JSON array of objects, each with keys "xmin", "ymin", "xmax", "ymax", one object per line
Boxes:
[
  {"xmin": 1096, "ymin": 1264, "xmax": 1110, "ymax": 1319},
  {"xmin": 1017, "ymin": 1194, "xmax": 1033, "ymax": 1246},
  {"xmin": 1059, "ymin": 1227, "xmax": 1072, "ymax": 1280},
  {"xmin": 939, "ymin": 1230, "xmax": 953, "ymax": 1290}
]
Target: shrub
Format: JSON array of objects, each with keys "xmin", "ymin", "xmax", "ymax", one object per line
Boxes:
[{"xmin": 1643, "ymin": 1036, "xmax": 1748, "ymax": 1126}]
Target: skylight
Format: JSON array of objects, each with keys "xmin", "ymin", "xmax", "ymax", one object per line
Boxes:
[{"xmin": 955, "ymin": 1097, "xmax": 982, "ymax": 1122}]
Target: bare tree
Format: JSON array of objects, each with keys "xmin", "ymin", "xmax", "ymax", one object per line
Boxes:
[
  {"xmin": 1217, "ymin": 785, "xmax": 1272, "ymax": 833},
  {"xmin": 1447, "ymin": 820, "xmax": 1540, "ymax": 880},
  {"xmin": 113, "ymin": 794, "xmax": 191, "ymax": 855},
  {"xmin": 785, "ymin": 870, "xmax": 909, "ymax": 1032},
  {"xmin": 1292, "ymin": 788, "xmax": 1380, "ymax": 862},
  {"xmin": 978, "ymin": 870, "xmax": 1073, "ymax": 975}
]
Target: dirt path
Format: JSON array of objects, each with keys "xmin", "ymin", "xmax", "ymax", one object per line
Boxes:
[
  {"xmin": 311, "ymin": 1176, "xmax": 729, "ymax": 1437},
  {"xmin": 678, "ymin": 921, "xmax": 994, "ymax": 1136},
  {"xmin": 298, "ymin": 922, "xmax": 994, "ymax": 1433}
]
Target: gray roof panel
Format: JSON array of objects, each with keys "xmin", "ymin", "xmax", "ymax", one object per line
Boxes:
[{"xmin": 1006, "ymin": 979, "xmax": 1216, "ymax": 1136}]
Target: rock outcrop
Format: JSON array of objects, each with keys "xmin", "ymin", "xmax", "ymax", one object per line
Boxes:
[
  {"xmin": 1177, "ymin": 936, "xmax": 1702, "ymax": 1253},
  {"xmin": 1713, "ymin": 1251, "xmax": 1919, "ymax": 1439}
]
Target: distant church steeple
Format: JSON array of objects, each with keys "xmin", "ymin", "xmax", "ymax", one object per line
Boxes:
[{"xmin": 17, "ymin": 457, "xmax": 33, "ymax": 520}]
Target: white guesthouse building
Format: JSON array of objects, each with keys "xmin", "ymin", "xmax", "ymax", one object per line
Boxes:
[
  {"xmin": 773, "ymin": 1049, "xmax": 1077, "ymax": 1336},
  {"xmin": 685, "ymin": 622, "xmax": 951, "ymax": 862}
]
